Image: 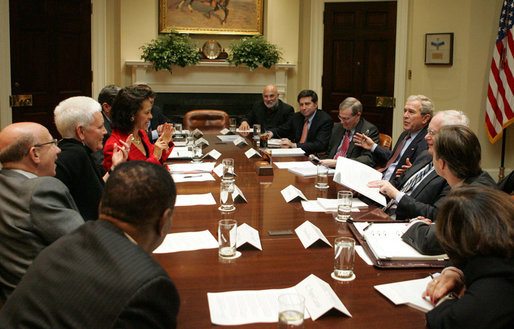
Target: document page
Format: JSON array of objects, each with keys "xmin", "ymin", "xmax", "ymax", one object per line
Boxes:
[
  {"xmin": 374, "ymin": 276, "xmax": 435, "ymax": 312},
  {"xmin": 274, "ymin": 161, "xmax": 316, "ymax": 169},
  {"xmin": 333, "ymin": 157, "xmax": 386, "ymax": 206},
  {"xmin": 168, "ymin": 162, "xmax": 216, "ymax": 173},
  {"xmin": 301, "ymin": 200, "xmax": 328, "ymax": 212},
  {"xmin": 316, "ymin": 197, "xmax": 368, "ymax": 210},
  {"xmin": 217, "ymin": 135, "xmax": 239, "ymax": 142},
  {"xmin": 168, "ymin": 146, "xmax": 192, "ymax": 159},
  {"xmin": 270, "ymin": 148, "xmax": 305, "ymax": 156},
  {"xmin": 294, "ymin": 220, "xmax": 332, "ymax": 248},
  {"xmin": 175, "ymin": 193, "xmax": 216, "ymax": 206},
  {"xmin": 153, "ymin": 230, "xmax": 218, "ymax": 254},
  {"xmin": 172, "ymin": 173, "xmax": 215, "ymax": 183},
  {"xmin": 236, "ymin": 223, "xmax": 262, "ymax": 250}
]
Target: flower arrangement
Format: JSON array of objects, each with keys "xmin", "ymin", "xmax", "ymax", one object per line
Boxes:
[
  {"xmin": 140, "ymin": 31, "xmax": 201, "ymax": 72},
  {"xmin": 228, "ymin": 36, "xmax": 282, "ymax": 71}
]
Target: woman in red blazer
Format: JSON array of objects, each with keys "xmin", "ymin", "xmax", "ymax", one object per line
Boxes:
[{"xmin": 103, "ymin": 86, "xmax": 173, "ymax": 172}]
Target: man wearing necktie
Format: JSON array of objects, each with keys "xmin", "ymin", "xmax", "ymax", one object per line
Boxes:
[
  {"xmin": 269, "ymin": 90, "xmax": 333, "ymax": 155},
  {"xmin": 354, "ymin": 95, "xmax": 434, "ymax": 181},
  {"xmin": 367, "ymin": 110, "xmax": 470, "ymax": 220},
  {"xmin": 311, "ymin": 97, "xmax": 379, "ymax": 168}
]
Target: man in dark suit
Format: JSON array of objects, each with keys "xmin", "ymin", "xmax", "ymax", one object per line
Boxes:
[
  {"xmin": 0, "ymin": 161, "xmax": 180, "ymax": 328},
  {"xmin": 354, "ymin": 95, "xmax": 434, "ymax": 181},
  {"xmin": 401, "ymin": 125, "xmax": 497, "ymax": 255},
  {"xmin": 0, "ymin": 122, "xmax": 84, "ymax": 302},
  {"xmin": 138, "ymin": 84, "xmax": 171, "ymax": 143},
  {"xmin": 368, "ymin": 110, "xmax": 469, "ymax": 220},
  {"xmin": 270, "ymin": 89, "xmax": 333, "ymax": 155},
  {"xmin": 311, "ymin": 97, "xmax": 379, "ymax": 168},
  {"xmin": 238, "ymin": 84, "xmax": 294, "ymax": 131}
]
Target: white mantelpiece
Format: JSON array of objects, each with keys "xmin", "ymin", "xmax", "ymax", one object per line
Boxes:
[{"xmin": 125, "ymin": 60, "xmax": 295, "ymax": 100}]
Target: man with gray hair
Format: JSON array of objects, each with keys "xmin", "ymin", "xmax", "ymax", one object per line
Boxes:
[
  {"xmin": 311, "ymin": 97, "xmax": 380, "ymax": 167},
  {"xmin": 354, "ymin": 95, "xmax": 434, "ymax": 180},
  {"xmin": 368, "ymin": 110, "xmax": 469, "ymax": 220},
  {"xmin": 0, "ymin": 122, "xmax": 84, "ymax": 302}
]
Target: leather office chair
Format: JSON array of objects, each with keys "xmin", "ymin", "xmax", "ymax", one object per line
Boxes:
[
  {"xmin": 379, "ymin": 133, "xmax": 392, "ymax": 150},
  {"xmin": 183, "ymin": 109, "xmax": 230, "ymax": 132}
]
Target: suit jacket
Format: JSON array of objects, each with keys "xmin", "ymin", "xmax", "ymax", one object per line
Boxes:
[
  {"xmin": 392, "ymin": 151, "xmax": 450, "ymax": 220},
  {"xmin": 426, "ymin": 256, "xmax": 514, "ymax": 329},
  {"xmin": 374, "ymin": 126, "xmax": 429, "ymax": 179},
  {"xmin": 324, "ymin": 118, "xmax": 379, "ymax": 167},
  {"xmin": 0, "ymin": 220, "xmax": 180, "ymax": 329},
  {"xmin": 401, "ymin": 170, "xmax": 498, "ymax": 255},
  {"xmin": 243, "ymin": 99, "xmax": 294, "ymax": 131},
  {"xmin": 271, "ymin": 109, "xmax": 333, "ymax": 155},
  {"xmin": 0, "ymin": 169, "xmax": 83, "ymax": 302}
]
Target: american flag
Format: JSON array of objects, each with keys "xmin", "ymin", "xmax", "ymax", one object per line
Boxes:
[{"xmin": 486, "ymin": 0, "xmax": 514, "ymax": 143}]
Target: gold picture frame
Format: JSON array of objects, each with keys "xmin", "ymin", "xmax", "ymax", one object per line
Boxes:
[{"xmin": 160, "ymin": 0, "xmax": 263, "ymax": 35}]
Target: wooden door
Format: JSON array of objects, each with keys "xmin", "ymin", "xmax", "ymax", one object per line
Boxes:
[
  {"xmin": 9, "ymin": 0, "xmax": 92, "ymax": 138},
  {"xmin": 322, "ymin": 1, "xmax": 396, "ymax": 136}
]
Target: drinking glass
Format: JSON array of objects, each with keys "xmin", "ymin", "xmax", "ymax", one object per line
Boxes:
[
  {"xmin": 218, "ymin": 219, "xmax": 237, "ymax": 258},
  {"xmin": 333, "ymin": 237, "xmax": 355, "ymax": 279},
  {"xmin": 253, "ymin": 124, "xmax": 261, "ymax": 140},
  {"xmin": 315, "ymin": 165, "xmax": 329, "ymax": 189},
  {"xmin": 222, "ymin": 158, "xmax": 235, "ymax": 182},
  {"xmin": 336, "ymin": 191, "xmax": 352, "ymax": 221},
  {"xmin": 191, "ymin": 143, "xmax": 202, "ymax": 163},
  {"xmin": 219, "ymin": 180, "xmax": 235, "ymax": 212},
  {"xmin": 229, "ymin": 118, "xmax": 237, "ymax": 133},
  {"xmin": 278, "ymin": 294, "xmax": 305, "ymax": 329}
]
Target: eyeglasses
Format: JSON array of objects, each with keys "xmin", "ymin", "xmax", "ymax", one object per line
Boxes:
[
  {"xmin": 427, "ymin": 129, "xmax": 437, "ymax": 136},
  {"xmin": 338, "ymin": 114, "xmax": 354, "ymax": 121},
  {"xmin": 34, "ymin": 139, "xmax": 58, "ymax": 148}
]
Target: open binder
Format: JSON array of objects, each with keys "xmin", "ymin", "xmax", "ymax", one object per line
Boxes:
[{"xmin": 348, "ymin": 220, "xmax": 447, "ymax": 268}]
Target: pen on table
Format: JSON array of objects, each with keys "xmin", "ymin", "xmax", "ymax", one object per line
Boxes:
[
  {"xmin": 183, "ymin": 174, "xmax": 202, "ymax": 178},
  {"xmin": 363, "ymin": 222, "xmax": 373, "ymax": 231}
]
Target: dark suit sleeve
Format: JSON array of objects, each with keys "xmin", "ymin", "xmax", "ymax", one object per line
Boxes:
[
  {"xmin": 395, "ymin": 182, "xmax": 450, "ymax": 220},
  {"xmin": 351, "ymin": 124, "xmax": 379, "ymax": 166},
  {"xmin": 373, "ymin": 144, "xmax": 393, "ymax": 165},
  {"xmin": 271, "ymin": 115, "xmax": 296, "ymax": 140},
  {"xmin": 401, "ymin": 223, "xmax": 444, "ymax": 255},
  {"xmin": 30, "ymin": 177, "xmax": 84, "ymax": 244},
  {"xmin": 297, "ymin": 113, "xmax": 333, "ymax": 155},
  {"xmin": 115, "ymin": 275, "xmax": 180, "ymax": 329}
]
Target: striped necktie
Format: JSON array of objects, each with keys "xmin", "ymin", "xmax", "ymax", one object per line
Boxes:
[
  {"xmin": 299, "ymin": 119, "xmax": 309, "ymax": 143},
  {"xmin": 335, "ymin": 130, "xmax": 351, "ymax": 159}
]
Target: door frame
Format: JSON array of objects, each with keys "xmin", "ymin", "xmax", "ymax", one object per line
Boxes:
[
  {"xmin": 0, "ymin": 0, "xmax": 107, "ymax": 129},
  {"xmin": 309, "ymin": 0, "xmax": 408, "ymax": 141}
]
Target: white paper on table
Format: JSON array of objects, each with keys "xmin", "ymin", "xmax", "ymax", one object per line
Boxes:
[
  {"xmin": 233, "ymin": 136, "xmax": 248, "ymax": 146},
  {"xmin": 195, "ymin": 137, "xmax": 210, "ymax": 146},
  {"xmin": 175, "ymin": 193, "xmax": 216, "ymax": 206},
  {"xmin": 355, "ymin": 245, "xmax": 373, "ymax": 265},
  {"xmin": 294, "ymin": 220, "xmax": 332, "ymax": 248},
  {"xmin": 173, "ymin": 140, "xmax": 187, "ymax": 147},
  {"xmin": 274, "ymin": 161, "xmax": 316, "ymax": 169},
  {"xmin": 295, "ymin": 274, "xmax": 352, "ymax": 319},
  {"xmin": 316, "ymin": 197, "xmax": 368, "ymax": 210},
  {"xmin": 233, "ymin": 185, "xmax": 247, "ymax": 203},
  {"xmin": 268, "ymin": 138, "xmax": 282, "ymax": 147},
  {"xmin": 236, "ymin": 128, "xmax": 252, "ymax": 133},
  {"xmin": 281, "ymin": 185, "xmax": 308, "ymax": 202},
  {"xmin": 236, "ymin": 223, "xmax": 262, "ymax": 250},
  {"xmin": 245, "ymin": 148, "xmax": 261, "ymax": 159},
  {"xmin": 168, "ymin": 146, "xmax": 192, "ymax": 159},
  {"xmin": 301, "ymin": 200, "xmax": 328, "ymax": 212},
  {"xmin": 172, "ymin": 173, "xmax": 215, "ymax": 183},
  {"xmin": 270, "ymin": 148, "xmax": 305, "ymax": 156},
  {"xmin": 374, "ymin": 276, "xmax": 435, "ymax": 313},
  {"xmin": 202, "ymin": 149, "xmax": 221, "ymax": 160},
  {"xmin": 217, "ymin": 135, "xmax": 239, "ymax": 142},
  {"xmin": 333, "ymin": 157, "xmax": 387, "ymax": 206},
  {"xmin": 153, "ymin": 230, "xmax": 218, "ymax": 254},
  {"xmin": 287, "ymin": 167, "xmax": 336, "ymax": 177},
  {"xmin": 168, "ymin": 162, "xmax": 216, "ymax": 173}
]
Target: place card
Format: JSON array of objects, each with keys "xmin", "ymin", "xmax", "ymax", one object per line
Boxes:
[
  {"xmin": 193, "ymin": 128, "xmax": 204, "ymax": 138},
  {"xmin": 294, "ymin": 220, "xmax": 332, "ymax": 249},
  {"xmin": 232, "ymin": 185, "xmax": 247, "ymax": 203},
  {"xmin": 202, "ymin": 149, "xmax": 221, "ymax": 160},
  {"xmin": 281, "ymin": 185, "xmax": 308, "ymax": 202},
  {"xmin": 233, "ymin": 136, "xmax": 248, "ymax": 146},
  {"xmin": 236, "ymin": 223, "xmax": 262, "ymax": 250},
  {"xmin": 219, "ymin": 128, "xmax": 234, "ymax": 135},
  {"xmin": 244, "ymin": 148, "xmax": 261, "ymax": 159},
  {"xmin": 213, "ymin": 163, "xmax": 224, "ymax": 177},
  {"xmin": 195, "ymin": 137, "xmax": 210, "ymax": 146}
]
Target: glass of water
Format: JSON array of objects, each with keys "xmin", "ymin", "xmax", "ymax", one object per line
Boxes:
[
  {"xmin": 336, "ymin": 191, "xmax": 353, "ymax": 222},
  {"xmin": 219, "ymin": 180, "xmax": 235, "ymax": 212},
  {"xmin": 229, "ymin": 118, "xmax": 237, "ymax": 133},
  {"xmin": 333, "ymin": 237, "xmax": 355, "ymax": 279},
  {"xmin": 278, "ymin": 293, "xmax": 305, "ymax": 329},
  {"xmin": 218, "ymin": 219, "xmax": 237, "ymax": 258},
  {"xmin": 191, "ymin": 143, "xmax": 202, "ymax": 163},
  {"xmin": 222, "ymin": 158, "xmax": 235, "ymax": 182},
  {"xmin": 315, "ymin": 164, "xmax": 329, "ymax": 189}
]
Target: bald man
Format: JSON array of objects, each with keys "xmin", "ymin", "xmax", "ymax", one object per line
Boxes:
[
  {"xmin": 0, "ymin": 122, "xmax": 84, "ymax": 302},
  {"xmin": 239, "ymin": 84, "xmax": 294, "ymax": 131}
]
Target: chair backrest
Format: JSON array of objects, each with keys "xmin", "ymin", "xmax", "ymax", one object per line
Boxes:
[
  {"xmin": 379, "ymin": 133, "xmax": 392, "ymax": 150},
  {"xmin": 183, "ymin": 109, "xmax": 230, "ymax": 132}
]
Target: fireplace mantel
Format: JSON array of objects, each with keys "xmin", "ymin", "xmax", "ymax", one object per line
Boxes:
[{"xmin": 125, "ymin": 60, "xmax": 296, "ymax": 100}]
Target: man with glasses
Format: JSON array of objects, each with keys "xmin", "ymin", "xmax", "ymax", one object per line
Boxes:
[
  {"xmin": 0, "ymin": 122, "xmax": 84, "ymax": 302},
  {"xmin": 310, "ymin": 97, "xmax": 379, "ymax": 168}
]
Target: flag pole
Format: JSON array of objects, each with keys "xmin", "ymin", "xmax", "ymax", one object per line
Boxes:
[{"xmin": 499, "ymin": 128, "xmax": 506, "ymax": 181}]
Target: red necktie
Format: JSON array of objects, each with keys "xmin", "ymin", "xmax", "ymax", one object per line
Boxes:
[
  {"xmin": 379, "ymin": 133, "xmax": 411, "ymax": 172},
  {"xmin": 299, "ymin": 119, "xmax": 309, "ymax": 143},
  {"xmin": 335, "ymin": 130, "xmax": 351, "ymax": 159}
]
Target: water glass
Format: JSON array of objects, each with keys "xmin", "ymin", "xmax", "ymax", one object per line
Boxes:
[
  {"xmin": 334, "ymin": 237, "xmax": 355, "ymax": 279},
  {"xmin": 174, "ymin": 123, "xmax": 182, "ymax": 136},
  {"xmin": 253, "ymin": 124, "xmax": 261, "ymax": 139},
  {"xmin": 230, "ymin": 118, "xmax": 237, "ymax": 133},
  {"xmin": 222, "ymin": 158, "xmax": 235, "ymax": 182},
  {"xmin": 191, "ymin": 143, "xmax": 202, "ymax": 163},
  {"xmin": 336, "ymin": 191, "xmax": 353, "ymax": 221},
  {"xmin": 218, "ymin": 219, "xmax": 237, "ymax": 258},
  {"xmin": 315, "ymin": 165, "xmax": 329, "ymax": 189},
  {"xmin": 278, "ymin": 294, "xmax": 305, "ymax": 329},
  {"xmin": 219, "ymin": 180, "xmax": 235, "ymax": 212}
]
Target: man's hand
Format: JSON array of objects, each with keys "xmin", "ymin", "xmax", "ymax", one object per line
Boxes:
[
  {"xmin": 320, "ymin": 159, "xmax": 337, "ymax": 168},
  {"xmin": 367, "ymin": 180, "xmax": 400, "ymax": 199},
  {"xmin": 238, "ymin": 121, "xmax": 250, "ymax": 131},
  {"xmin": 353, "ymin": 132, "xmax": 375, "ymax": 150},
  {"xmin": 395, "ymin": 158, "xmax": 412, "ymax": 177},
  {"xmin": 280, "ymin": 138, "xmax": 295, "ymax": 148}
]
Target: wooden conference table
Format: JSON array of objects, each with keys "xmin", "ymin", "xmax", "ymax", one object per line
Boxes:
[{"xmin": 154, "ymin": 133, "xmax": 431, "ymax": 329}]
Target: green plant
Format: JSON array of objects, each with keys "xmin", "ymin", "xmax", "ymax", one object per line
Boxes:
[
  {"xmin": 228, "ymin": 36, "xmax": 282, "ymax": 71},
  {"xmin": 140, "ymin": 31, "xmax": 201, "ymax": 72}
]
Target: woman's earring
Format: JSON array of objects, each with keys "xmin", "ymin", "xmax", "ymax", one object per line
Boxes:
[{"xmin": 131, "ymin": 116, "xmax": 135, "ymax": 122}]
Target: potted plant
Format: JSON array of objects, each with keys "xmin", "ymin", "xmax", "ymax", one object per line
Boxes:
[
  {"xmin": 140, "ymin": 31, "xmax": 201, "ymax": 72},
  {"xmin": 228, "ymin": 36, "xmax": 282, "ymax": 71}
]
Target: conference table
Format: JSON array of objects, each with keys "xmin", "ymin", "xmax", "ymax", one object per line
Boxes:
[{"xmin": 155, "ymin": 133, "xmax": 432, "ymax": 328}]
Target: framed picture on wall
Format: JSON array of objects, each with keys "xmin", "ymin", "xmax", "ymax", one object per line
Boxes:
[
  {"xmin": 159, "ymin": 0, "xmax": 264, "ymax": 35},
  {"xmin": 425, "ymin": 33, "xmax": 454, "ymax": 65}
]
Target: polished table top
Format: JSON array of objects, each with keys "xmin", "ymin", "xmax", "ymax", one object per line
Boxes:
[{"xmin": 155, "ymin": 133, "xmax": 431, "ymax": 328}]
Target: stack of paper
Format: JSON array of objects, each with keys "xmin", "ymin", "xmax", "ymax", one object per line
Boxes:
[
  {"xmin": 374, "ymin": 276, "xmax": 435, "ymax": 312},
  {"xmin": 270, "ymin": 148, "xmax": 305, "ymax": 157}
]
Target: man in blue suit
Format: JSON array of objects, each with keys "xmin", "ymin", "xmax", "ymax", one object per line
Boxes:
[{"xmin": 0, "ymin": 161, "xmax": 180, "ymax": 328}]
